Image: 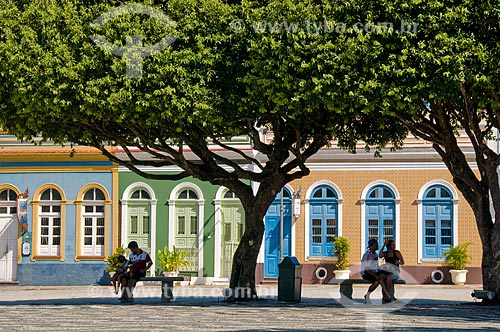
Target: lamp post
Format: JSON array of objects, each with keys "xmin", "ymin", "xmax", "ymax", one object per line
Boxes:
[{"xmin": 279, "ymin": 187, "xmax": 284, "ymax": 262}]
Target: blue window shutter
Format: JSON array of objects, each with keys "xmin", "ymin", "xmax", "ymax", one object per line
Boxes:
[
  {"xmin": 423, "ymin": 185, "xmax": 453, "ymax": 259},
  {"xmin": 309, "ymin": 185, "xmax": 338, "ymax": 257},
  {"xmin": 310, "ymin": 204, "xmax": 323, "ymax": 256}
]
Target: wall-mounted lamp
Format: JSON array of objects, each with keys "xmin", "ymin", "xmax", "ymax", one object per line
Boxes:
[{"xmin": 293, "ymin": 186, "xmax": 302, "ymax": 217}]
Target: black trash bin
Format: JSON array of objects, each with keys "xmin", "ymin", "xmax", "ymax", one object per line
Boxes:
[{"xmin": 278, "ymin": 256, "xmax": 302, "ymax": 302}]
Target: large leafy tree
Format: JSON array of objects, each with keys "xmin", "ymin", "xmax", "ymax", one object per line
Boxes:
[
  {"xmin": 332, "ymin": 0, "xmax": 500, "ymax": 303},
  {"xmin": 0, "ymin": 0, "xmax": 406, "ymax": 298}
]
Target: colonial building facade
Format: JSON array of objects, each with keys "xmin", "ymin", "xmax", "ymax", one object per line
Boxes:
[
  {"xmin": 0, "ymin": 135, "xmax": 116, "ymax": 285},
  {"xmin": 0, "ymin": 134, "xmax": 482, "ymax": 285}
]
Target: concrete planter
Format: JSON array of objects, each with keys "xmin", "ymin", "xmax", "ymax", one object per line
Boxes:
[
  {"xmin": 333, "ymin": 270, "xmax": 351, "ymax": 280},
  {"xmin": 163, "ymin": 271, "xmax": 179, "ymax": 277},
  {"xmin": 449, "ymin": 269, "xmax": 468, "ymax": 285}
]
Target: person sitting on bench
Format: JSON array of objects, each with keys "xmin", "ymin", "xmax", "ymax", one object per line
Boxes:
[
  {"xmin": 379, "ymin": 239, "xmax": 405, "ymax": 301},
  {"xmin": 361, "ymin": 239, "xmax": 392, "ymax": 304},
  {"xmin": 120, "ymin": 241, "xmax": 152, "ymax": 302}
]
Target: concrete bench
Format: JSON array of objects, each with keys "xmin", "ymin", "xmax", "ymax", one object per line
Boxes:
[
  {"xmin": 471, "ymin": 289, "xmax": 495, "ymax": 301},
  {"xmin": 329, "ymin": 278, "xmax": 406, "ymax": 302},
  {"xmin": 139, "ymin": 275, "xmax": 190, "ymax": 303}
]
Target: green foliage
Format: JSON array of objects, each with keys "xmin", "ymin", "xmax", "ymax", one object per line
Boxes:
[
  {"xmin": 105, "ymin": 246, "xmax": 126, "ymax": 272},
  {"xmin": 157, "ymin": 245, "xmax": 189, "ymax": 272},
  {"xmin": 0, "ymin": 0, "xmax": 415, "ymax": 291},
  {"xmin": 444, "ymin": 242, "xmax": 472, "ymax": 271},
  {"xmin": 332, "ymin": 236, "xmax": 350, "ymax": 270},
  {"xmin": 0, "ymin": 0, "xmax": 406, "ymax": 155}
]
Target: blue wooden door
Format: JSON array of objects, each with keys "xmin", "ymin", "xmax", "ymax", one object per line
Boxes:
[{"xmin": 264, "ymin": 193, "xmax": 292, "ymax": 278}]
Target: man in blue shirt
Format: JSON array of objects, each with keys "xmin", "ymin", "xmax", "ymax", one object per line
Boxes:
[{"xmin": 361, "ymin": 239, "xmax": 391, "ymax": 304}]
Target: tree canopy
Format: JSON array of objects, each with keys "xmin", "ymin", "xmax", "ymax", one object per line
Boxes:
[
  {"xmin": 0, "ymin": 0, "xmax": 408, "ymax": 297},
  {"xmin": 331, "ymin": 0, "xmax": 500, "ymax": 303}
]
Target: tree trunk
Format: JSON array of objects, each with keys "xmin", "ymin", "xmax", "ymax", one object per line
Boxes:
[
  {"xmin": 448, "ymin": 158, "xmax": 500, "ymax": 305},
  {"xmin": 227, "ymin": 216, "xmax": 263, "ymax": 300},
  {"xmin": 426, "ymin": 125, "xmax": 500, "ymax": 305},
  {"xmin": 476, "ymin": 190, "xmax": 500, "ymax": 305},
  {"xmin": 226, "ymin": 179, "xmax": 282, "ymax": 301},
  {"xmin": 227, "ymin": 200, "xmax": 268, "ymax": 301},
  {"xmin": 448, "ymin": 167, "xmax": 500, "ymax": 304},
  {"xmin": 481, "ymin": 235, "xmax": 500, "ymax": 305}
]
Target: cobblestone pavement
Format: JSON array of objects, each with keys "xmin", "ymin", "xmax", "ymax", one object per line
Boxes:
[{"xmin": 0, "ymin": 284, "xmax": 498, "ymax": 331}]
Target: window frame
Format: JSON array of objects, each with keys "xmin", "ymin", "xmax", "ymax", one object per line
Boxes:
[
  {"xmin": 309, "ymin": 185, "xmax": 339, "ymax": 257},
  {"xmin": 422, "ymin": 185, "xmax": 454, "ymax": 259},
  {"xmin": 0, "ymin": 188, "xmax": 18, "ymax": 215},
  {"xmin": 31, "ymin": 185, "xmax": 66, "ymax": 261},
  {"xmin": 365, "ymin": 185, "xmax": 396, "ymax": 246},
  {"xmin": 75, "ymin": 184, "xmax": 111, "ymax": 261}
]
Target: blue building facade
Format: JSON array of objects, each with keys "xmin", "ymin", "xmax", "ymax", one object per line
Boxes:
[{"xmin": 0, "ymin": 138, "xmax": 116, "ymax": 286}]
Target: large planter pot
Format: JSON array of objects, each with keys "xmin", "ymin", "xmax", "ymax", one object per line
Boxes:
[
  {"xmin": 163, "ymin": 271, "xmax": 179, "ymax": 277},
  {"xmin": 449, "ymin": 269, "xmax": 468, "ymax": 285},
  {"xmin": 333, "ymin": 270, "xmax": 351, "ymax": 280}
]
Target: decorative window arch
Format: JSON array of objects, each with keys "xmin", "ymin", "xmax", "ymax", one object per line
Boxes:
[
  {"xmin": 223, "ymin": 190, "xmax": 238, "ymax": 199},
  {"xmin": 308, "ymin": 185, "xmax": 339, "ymax": 257},
  {"xmin": 359, "ymin": 180, "xmax": 401, "ymax": 256},
  {"xmin": 130, "ymin": 189, "xmax": 151, "ymax": 200},
  {"xmin": 178, "ymin": 189, "xmax": 198, "ymax": 200},
  {"xmin": 31, "ymin": 184, "xmax": 67, "ymax": 261},
  {"xmin": 75, "ymin": 184, "xmax": 111, "ymax": 261},
  {"xmin": 304, "ymin": 181, "xmax": 343, "ymax": 260},
  {"xmin": 416, "ymin": 180, "xmax": 459, "ymax": 262},
  {"xmin": 168, "ymin": 182, "xmax": 205, "ymax": 277},
  {"xmin": 0, "ymin": 186, "xmax": 19, "ymax": 215}
]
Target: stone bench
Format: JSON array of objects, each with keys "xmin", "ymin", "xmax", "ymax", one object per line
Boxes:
[
  {"xmin": 139, "ymin": 275, "xmax": 191, "ymax": 303},
  {"xmin": 471, "ymin": 289, "xmax": 495, "ymax": 301},
  {"xmin": 329, "ymin": 278, "xmax": 406, "ymax": 302}
]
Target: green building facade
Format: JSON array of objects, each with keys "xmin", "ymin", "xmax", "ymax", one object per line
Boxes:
[{"xmin": 118, "ymin": 169, "xmax": 246, "ymax": 284}]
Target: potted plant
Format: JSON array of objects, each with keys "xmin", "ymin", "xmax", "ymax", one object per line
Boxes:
[
  {"xmin": 443, "ymin": 242, "xmax": 471, "ymax": 285},
  {"xmin": 332, "ymin": 236, "xmax": 351, "ymax": 279},
  {"xmin": 157, "ymin": 245, "xmax": 189, "ymax": 276},
  {"xmin": 105, "ymin": 246, "xmax": 127, "ymax": 277}
]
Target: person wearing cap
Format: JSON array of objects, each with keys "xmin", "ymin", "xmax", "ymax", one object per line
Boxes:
[{"xmin": 361, "ymin": 238, "xmax": 391, "ymax": 304}]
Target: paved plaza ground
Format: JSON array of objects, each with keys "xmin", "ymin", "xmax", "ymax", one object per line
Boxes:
[{"xmin": 0, "ymin": 283, "xmax": 498, "ymax": 331}]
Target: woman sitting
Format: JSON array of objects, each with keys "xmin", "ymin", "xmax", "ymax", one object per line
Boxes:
[{"xmin": 379, "ymin": 239, "xmax": 405, "ymax": 301}]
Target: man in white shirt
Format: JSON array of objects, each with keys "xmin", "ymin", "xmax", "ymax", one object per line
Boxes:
[{"xmin": 120, "ymin": 241, "xmax": 152, "ymax": 302}]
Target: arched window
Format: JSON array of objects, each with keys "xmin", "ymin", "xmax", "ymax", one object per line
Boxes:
[
  {"xmin": 121, "ymin": 183, "xmax": 156, "ymax": 260},
  {"xmin": 172, "ymin": 185, "xmax": 202, "ymax": 273},
  {"xmin": 39, "ymin": 188, "xmax": 62, "ymax": 256},
  {"xmin": 0, "ymin": 189, "xmax": 17, "ymax": 214},
  {"xmin": 128, "ymin": 189, "xmax": 151, "ymax": 246},
  {"xmin": 219, "ymin": 189, "xmax": 244, "ymax": 277},
  {"xmin": 178, "ymin": 189, "xmax": 198, "ymax": 200},
  {"xmin": 224, "ymin": 190, "xmax": 238, "ymax": 199},
  {"xmin": 176, "ymin": 189, "xmax": 198, "ymax": 237},
  {"xmin": 309, "ymin": 185, "xmax": 338, "ymax": 257},
  {"xmin": 422, "ymin": 185, "xmax": 453, "ymax": 258},
  {"xmin": 365, "ymin": 185, "xmax": 396, "ymax": 245},
  {"xmin": 130, "ymin": 189, "xmax": 150, "ymax": 199},
  {"xmin": 81, "ymin": 188, "xmax": 105, "ymax": 256}
]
